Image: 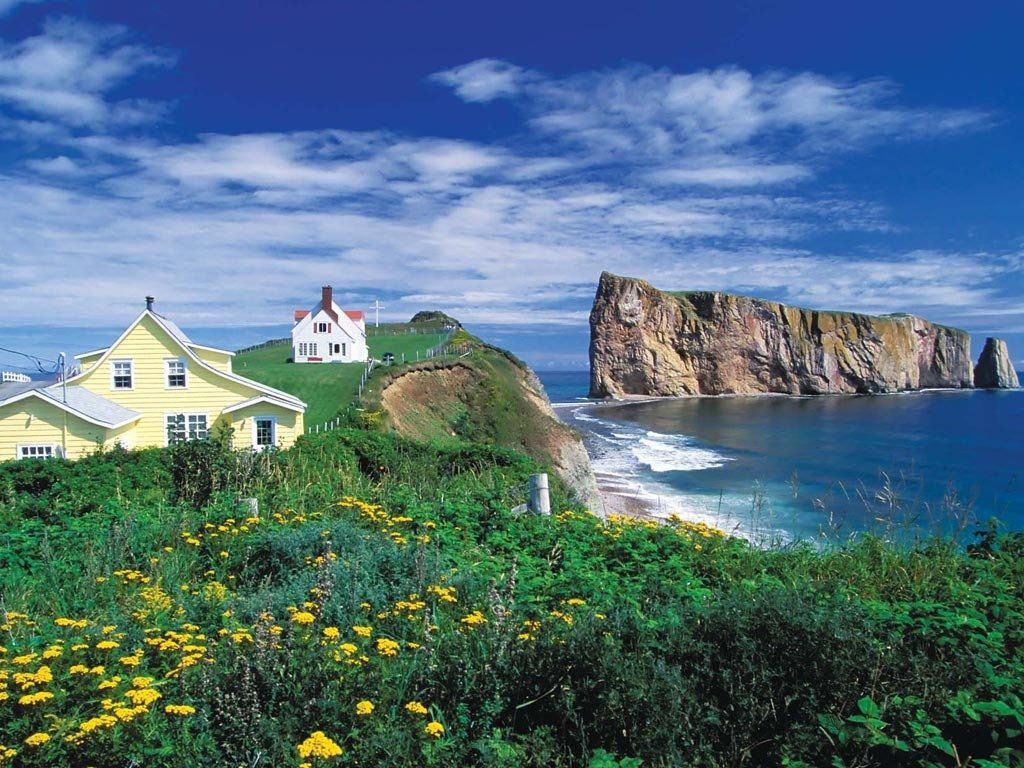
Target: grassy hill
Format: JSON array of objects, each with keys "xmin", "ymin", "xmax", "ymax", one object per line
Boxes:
[{"xmin": 234, "ymin": 327, "xmax": 447, "ymax": 427}]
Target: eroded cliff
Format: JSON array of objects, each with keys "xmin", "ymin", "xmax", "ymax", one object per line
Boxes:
[
  {"xmin": 590, "ymin": 272, "xmax": 974, "ymax": 397},
  {"xmin": 371, "ymin": 333, "xmax": 600, "ymax": 510}
]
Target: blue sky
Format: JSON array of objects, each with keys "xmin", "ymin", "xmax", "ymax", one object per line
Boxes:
[{"xmin": 1, "ymin": 0, "xmax": 1022, "ymax": 373}]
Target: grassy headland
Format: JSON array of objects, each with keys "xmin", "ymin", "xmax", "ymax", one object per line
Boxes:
[
  {"xmin": 234, "ymin": 324, "xmax": 447, "ymax": 426},
  {"xmin": 0, "ymin": 329, "xmax": 1021, "ymax": 767}
]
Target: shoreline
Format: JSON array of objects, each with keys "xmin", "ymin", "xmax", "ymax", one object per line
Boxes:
[{"xmin": 556, "ymin": 399, "xmax": 756, "ymax": 536}]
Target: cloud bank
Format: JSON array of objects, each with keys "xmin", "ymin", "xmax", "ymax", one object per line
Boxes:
[{"xmin": 0, "ymin": 20, "xmax": 1019, "ymax": 364}]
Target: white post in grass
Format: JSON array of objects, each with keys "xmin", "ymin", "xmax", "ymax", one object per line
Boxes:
[{"xmin": 528, "ymin": 474, "xmax": 550, "ymax": 515}]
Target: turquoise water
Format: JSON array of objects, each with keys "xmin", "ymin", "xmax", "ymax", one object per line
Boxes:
[{"xmin": 539, "ymin": 371, "xmax": 1024, "ymax": 538}]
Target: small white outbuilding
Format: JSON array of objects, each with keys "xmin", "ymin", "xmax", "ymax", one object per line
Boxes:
[{"xmin": 291, "ymin": 286, "xmax": 368, "ymax": 363}]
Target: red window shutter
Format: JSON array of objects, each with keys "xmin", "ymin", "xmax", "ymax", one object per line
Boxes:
[{"xmin": 328, "ymin": 323, "xmax": 332, "ymax": 332}]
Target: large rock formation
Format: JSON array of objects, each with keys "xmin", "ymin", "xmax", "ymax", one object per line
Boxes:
[
  {"xmin": 974, "ymin": 337, "xmax": 1020, "ymax": 389},
  {"xmin": 590, "ymin": 272, "xmax": 974, "ymax": 397}
]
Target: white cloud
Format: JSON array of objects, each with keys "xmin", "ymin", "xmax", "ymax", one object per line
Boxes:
[
  {"xmin": 648, "ymin": 162, "xmax": 812, "ymax": 187},
  {"xmin": 0, "ymin": 32, "xmax": 1018, "ymax": 353},
  {"xmin": 437, "ymin": 61, "xmax": 991, "ymax": 189},
  {"xmin": 0, "ymin": 17, "xmax": 173, "ymax": 128},
  {"xmin": 431, "ymin": 58, "xmax": 525, "ymax": 102}
]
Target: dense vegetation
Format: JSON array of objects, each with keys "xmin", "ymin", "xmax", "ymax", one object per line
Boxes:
[{"xmin": 1, "ymin": 425, "xmax": 1022, "ymax": 767}]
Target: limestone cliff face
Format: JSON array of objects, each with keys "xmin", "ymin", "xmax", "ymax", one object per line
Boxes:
[
  {"xmin": 974, "ymin": 338, "xmax": 1020, "ymax": 389},
  {"xmin": 590, "ymin": 272, "xmax": 974, "ymax": 397}
]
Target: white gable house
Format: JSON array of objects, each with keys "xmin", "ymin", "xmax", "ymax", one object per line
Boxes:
[{"xmin": 292, "ymin": 286, "xmax": 368, "ymax": 364}]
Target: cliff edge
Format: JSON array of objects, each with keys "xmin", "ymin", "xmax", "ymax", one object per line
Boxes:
[
  {"xmin": 368, "ymin": 330, "xmax": 600, "ymax": 510},
  {"xmin": 590, "ymin": 272, "xmax": 974, "ymax": 397}
]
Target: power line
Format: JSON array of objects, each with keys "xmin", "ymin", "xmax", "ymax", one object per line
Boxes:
[{"xmin": 0, "ymin": 345, "xmax": 61, "ymax": 375}]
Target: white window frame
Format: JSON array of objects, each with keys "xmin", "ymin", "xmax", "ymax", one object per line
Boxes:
[
  {"xmin": 17, "ymin": 444, "xmax": 60, "ymax": 460},
  {"xmin": 165, "ymin": 357, "xmax": 188, "ymax": 389},
  {"xmin": 252, "ymin": 415, "xmax": 277, "ymax": 450},
  {"xmin": 165, "ymin": 413, "xmax": 209, "ymax": 446},
  {"xmin": 110, "ymin": 359, "xmax": 134, "ymax": 390}
]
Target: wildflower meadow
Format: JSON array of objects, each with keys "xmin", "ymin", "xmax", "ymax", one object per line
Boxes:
[{"xmin": 0, "ymin": 430, "xmax": 1022, "ymax": 767}]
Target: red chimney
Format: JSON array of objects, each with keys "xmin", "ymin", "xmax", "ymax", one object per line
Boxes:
[{"xmin": 321, "ymin": 285, "xmax": 333, "ymax": 309}]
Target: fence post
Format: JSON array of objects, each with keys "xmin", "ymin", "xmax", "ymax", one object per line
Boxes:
[{"xmin": 528, "ymin": 474, "xmax": 551, "ymax": 515}]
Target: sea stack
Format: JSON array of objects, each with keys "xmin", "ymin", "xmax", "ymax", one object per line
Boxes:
[
  {"xmin": 973, "ymin": 337, "xmax": 1020, "ymax": 389},
  {"xmin": 589, "ymin": 272, "xmax": 974, "ymax": 397}
]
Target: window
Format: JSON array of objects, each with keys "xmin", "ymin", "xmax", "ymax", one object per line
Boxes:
[
  {"xmin": 112, "ymin": 359, "xmax": 133, "ymax": 389},
  {"xmin": 298, "ymin": 342, "xmax": 317, "ymax": 357},
  {"xmin": 18, "ymin": 445, "xmax": 57, "ymax": 460},
  {"xmin": 166, "ymin": 358, "xmax": 187, "ymax": 388},
  {"xmin": 317, "ymin": 322, "xmax": 330, "ymax": 333},
  {"xmin": 333, "ymin": 343, "xmax": 340, "ymax": 354},
  {"xmin": 166, "ymin": 413, "xmax": 208, "ymax": 445},
  {"xmin": 341, "ymin": 343, "xmax": 347, "ymax": 356},
  {"xmin": 254, "ymin": 417, "xmax": 276, "ymax": 448}
]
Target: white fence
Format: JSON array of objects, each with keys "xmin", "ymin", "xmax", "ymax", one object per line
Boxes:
[{"xmin": 1, "ymin": 371, "xmax": 31, "ymax": 383}]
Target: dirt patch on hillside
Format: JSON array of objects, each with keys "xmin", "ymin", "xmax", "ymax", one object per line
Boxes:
[
  {"xmin": 377, "ymin": 360, "xmax": 600, "ymax": 510},
  {"xmin": 379, "ymin": 365, "xmax": 476, "ymax": 441}
]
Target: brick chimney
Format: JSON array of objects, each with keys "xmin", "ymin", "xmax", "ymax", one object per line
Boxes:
[{"xmin": 321, "ymin": 285, "xmax": 332, "ymax": 309}]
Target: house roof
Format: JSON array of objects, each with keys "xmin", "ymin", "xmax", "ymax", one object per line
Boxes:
[
  {"xmin": 67, "ymin": 310, "xmax": 306, "ymax": 412},
  {"xmin": 222, "ymin": 394, "xmax": 305, "ymax": 415},
  {"xmin": 345, "ymin": 310, "xmax": 365, "ymax": 321},
  {"xmin": 0, "ymin": 383, "xmax": 141, "ymax": 429},
  {"xmin": 159, "ymin": 315, "xmax": 193, "ymax": 346},
  {"xmin": 294, "ymin": 309, "xmax": 310, "ymax": 322},
  {"xmin": 74, "ymin": 315, "xmax": 233, "ymax": 361}
]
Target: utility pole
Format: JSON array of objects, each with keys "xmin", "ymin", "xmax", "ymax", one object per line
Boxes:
[
  {"xmin": 59, "ymin": 352, "xmax": 67, "ymax": 459},
  {"xmin": 372, "ymin": 299, "xmax": 385, "ymax": 328},
  {"xmin": 59, "ymin": 352, "xmax": 67, "ymax": 403}
]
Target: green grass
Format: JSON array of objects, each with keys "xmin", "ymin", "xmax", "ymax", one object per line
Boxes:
[{"xmin": 234, "ymin": 332, "xmax": 446, "ymax": 427}]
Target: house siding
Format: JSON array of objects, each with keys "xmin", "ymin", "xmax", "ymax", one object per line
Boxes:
[
  {"xmin": 0, "ymin": 398, "xmax": 127, "ymax": 460},
  {"xmin": 192, "ymin": 347, "xmax": 233, "ymax": 373},
  {"xmin": 74, "ymin": 315, "xmax": 277, "ymax": 448},
  {"xmin": 227, "ymin": 402, "xmax": 303, "ymax": 451},
  {"xmin": 292, "ymin": 308, "xmax": 369, "ymax": 364}
]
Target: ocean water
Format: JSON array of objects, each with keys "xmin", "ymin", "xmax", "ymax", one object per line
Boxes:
[{"xmin": 538, "ymin": 370, "xmax": 1024, "ymax": 539}]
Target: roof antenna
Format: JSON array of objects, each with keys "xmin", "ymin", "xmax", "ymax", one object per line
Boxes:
[{"xmin": 145, "ymin": 296, "xmax": 155, "ymax": 311}]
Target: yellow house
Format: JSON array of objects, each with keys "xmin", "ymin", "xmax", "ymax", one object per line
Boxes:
[{"xmin": 0, "ymin": 300, "xmax": 305, "ymax": 461}]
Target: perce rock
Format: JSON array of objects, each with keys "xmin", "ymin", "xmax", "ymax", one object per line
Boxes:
[
  {"xmin": 589, "ymin": 272, "xmax": 974, "ymax": 397},
  {"xmin": 973, "ymin": 337, "xmax": 1020, "ymax": 389}
]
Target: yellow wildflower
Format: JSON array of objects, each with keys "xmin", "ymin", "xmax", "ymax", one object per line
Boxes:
[
  {"xmin": 404, "ymin": 700, "xmax": 429, "ymax": 716},
  {"xmin": 291, "ymin": 611, "xmax": 316, "ymax": 625},
  {"xmin": 125, "ymin": 688, "xmax": 161, "ymax": 706},
  {"xmin": 460, "ymin": 611, "xmax": 487, "ymax": 627},
  {"xmin": 375, "ymin": 638, "xmax": 400, "ymax": 657},
  {"xmin": 296, "ymin": 731, "xmax": 343, "ymax": 759},
  {"xmin": 355, "ymin": 699, "xmax": 374, "ymax": 716},
  {"xmin": 24, "ymin": 733, "xmax": 49, "ymax": 747},
  {"xmin": 18, "ymin": 691, "xmax": 54, "ymax": 706},
  {"xmin": 424, "ymin": 721, "xmax": 445, "ymax": 738},
  {"xmin": 165, "ymin": 704, "xmax": 196, "ymax": 716},
  {"xmin": 352, "ymin": 625, "xmax": 372, "ymax": 637}
]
